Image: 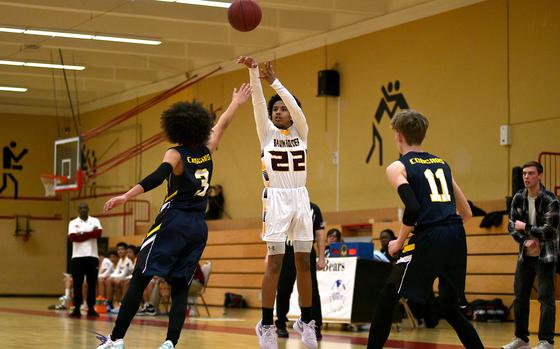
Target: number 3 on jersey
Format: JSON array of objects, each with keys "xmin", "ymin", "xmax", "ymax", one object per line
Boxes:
[
  {"xmin": 194, "ymin": 169, "xmax": 209, "ymax": 197},
  {"xmin": 424, "ymin": 168, "xmax": 451, "ymax": 202}
]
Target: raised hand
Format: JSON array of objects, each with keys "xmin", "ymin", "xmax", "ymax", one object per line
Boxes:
[
  {"xmin": 259, "ymin": 61, "xmax": 277, "ymax": 85},
  {"xmin": 236, "ymin": 56, "xmax": 257, "ymax": 68},
  {"xmin": 103, "ymin": 195, "xmax": 127, "ymax": 212},
  {"xmin": 232, "ymin": 83, "xmax": 252, "ymax": 105}
]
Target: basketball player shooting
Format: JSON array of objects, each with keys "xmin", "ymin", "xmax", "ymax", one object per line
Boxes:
[
  {"xmin": 95, "ymin": 84, "xmax": 251, "ymax": 349},
  {"xmin": 366, "ymin": 110, "xmax": 484, "ymax": 349},
  {"xmin": 237, "ymin": 56, "xmax": 317, "ymax": 349}
]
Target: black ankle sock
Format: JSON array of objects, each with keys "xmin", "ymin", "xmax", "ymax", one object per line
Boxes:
[
  {"xmin": 262, "ymin": 307, "xmax": 274, "ymax": 326},
  {"xmin": 301, "ymin": 307, "xmax": 312, "ymax": 324}
]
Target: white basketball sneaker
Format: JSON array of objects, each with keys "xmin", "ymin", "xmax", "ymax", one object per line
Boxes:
[
  {"xmin": 501, "ymin": 337, "xmax": 530, "ymax": 349},
  {"xmin": 157, "ymin": 340, "xmax": 174, "ymax": 349},
  {"xmin": 532, "ymin": 340, "xmax": 553, "ymax": 349},
  {"xmin": 95, "ymin": 333, "xmax": 125, "ymax": 349},
  {"xmin": 293, "ymin": 319, "xmax": 318, "ymax": 349},
  {"xmin": 255, "ymin": 320, "xmax": 278, "ymax": 349}
]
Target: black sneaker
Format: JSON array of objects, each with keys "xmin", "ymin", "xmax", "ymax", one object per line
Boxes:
[
  {"xmin": 87, "ymin": 310, "xmax": 99, "ymax": 317},
  {"xmin": 276, "ymin": 327, "xmax": 289, "ymax": 338},
  {"xmin": 69, "ymin": 310, "xmax": 81, "ymax": 318},
  {"xmin": 143, "ymin": 304, "xmax": 157, "ymax": 316}
]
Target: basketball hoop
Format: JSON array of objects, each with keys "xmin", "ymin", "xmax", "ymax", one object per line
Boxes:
[{"xmin": 40, "ymin": 174, "xmax": 67, "ymax": 197}]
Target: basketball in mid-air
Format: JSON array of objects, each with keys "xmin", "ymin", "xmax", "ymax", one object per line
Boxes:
[{"xmin": 227, "ymin": 0, "xmax": 262, "ymax": 32}]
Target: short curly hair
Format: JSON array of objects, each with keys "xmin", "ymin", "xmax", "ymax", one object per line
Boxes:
[
  {"xmin": 267, "ymin": 94, "xmax": 301, "ymax": 117},
  {"xmin": 161, "ymin": 101, "xmax": 213, "ymax": 147}
]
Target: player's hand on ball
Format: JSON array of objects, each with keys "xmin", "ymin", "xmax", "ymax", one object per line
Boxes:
[
  {"xmin": 232, "ymin": 83, "xmax": 252, "ymax": 105},
  {"xmin": 388, "ymin": 239, "xmax": 403, "ymax": 257},
  {"xmin": 104, "ymin": 195, "xmax": 127, "ymax": 212},
  {"xmin": 236, "ymin": 56, "xmax": 256, "ymax": 68},
  {"xmin": 260, "ymin": 61, "xmax": 277, "ymax": 85}
]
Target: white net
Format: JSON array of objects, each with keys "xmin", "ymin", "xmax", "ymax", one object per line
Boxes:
[{"xmin": 40, "ymin": 175, "xmax": 65, "ymax": 197}]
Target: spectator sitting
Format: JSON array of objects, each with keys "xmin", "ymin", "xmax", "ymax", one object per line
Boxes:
[
  {"xmin": 379, "ymin": 229, "xmax": 398, "ymax": 263},
  {"xmin": 105, "ymin": 242, "xmax": 133, "ymax": 311},
  {"xmin": 121, "ymin": 245, "xmax": 138, "ymax": 295},
  {"xmin": 325, "ymin": 228, "xmax": 342, "ymax": 257},
  {"xmin": 138, "ymin": 263, "xmax": 205, "ymax": 316},
  {"xmin": 98, "ymin": 250, "xmax": 118, "ymax": 299}
]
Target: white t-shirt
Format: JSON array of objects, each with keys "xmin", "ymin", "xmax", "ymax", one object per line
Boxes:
[
  {"xmin": 525, "ymin": 196, "xmax": 541, "ymax": 257},
  {"xmin": 68, "ymin": 216, "xmax": 102, "ymax": 258},
  {"xmin": 110, "ymin": 257, "xmax": 133, "ymax": 279},
  {"xmin": 99, "ymin": 257, "xmax": 114, "ymax": 278}
]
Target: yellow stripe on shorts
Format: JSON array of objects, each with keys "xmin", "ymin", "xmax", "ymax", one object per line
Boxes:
[
  {"xmin": 146, "ymin": 224, "xmax": 161, "ymax": 238},
  {"xmin": 402, "ymin": 243, "xmax": 415, "ymax": 253}
]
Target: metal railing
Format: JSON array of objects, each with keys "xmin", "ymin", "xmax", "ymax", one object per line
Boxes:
[
  {"xmin": 538, "ymin": 152, "xmax": 560, "ymax": 196},
  {"xmin": 123, "ymin": 199, "xmax": 151, "ymax": 236}
]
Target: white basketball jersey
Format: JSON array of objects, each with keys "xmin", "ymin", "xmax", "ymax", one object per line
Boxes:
[{"xmin": 261, "ymin": 126, "xmax": 307, "ymax": 189}]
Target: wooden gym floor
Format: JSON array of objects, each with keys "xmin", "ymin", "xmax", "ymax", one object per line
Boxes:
[{"xmin": 0, "ymin": 297, "xmax": 558, "ymax": 348}]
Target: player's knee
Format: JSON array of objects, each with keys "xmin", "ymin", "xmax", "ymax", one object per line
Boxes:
[
  {"xmin": 293, "ymin": 240, "xmax": 312, "ymax": 254},
  {"xmin": 267, "ymin": 254, "xmax": 284, "ymax": 274},
  {"xmin": 294, "ymin": 253, "xmax": 311, "ymax": 271}
]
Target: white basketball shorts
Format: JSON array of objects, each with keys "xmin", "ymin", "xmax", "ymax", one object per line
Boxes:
[{"xmin": 261, "ymin": 187, "xmax": 313, "ymax": 243}]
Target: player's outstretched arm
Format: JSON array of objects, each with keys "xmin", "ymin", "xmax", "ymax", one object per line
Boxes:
[
  {"xmin": 237, "ymin": 56, "xmax": 270, "ymax": 146},
  {"xmin": 386, "ymin": 161, "xmax": 417, "ymax": 256},
  {"xmin": 452, "ymin": 178, "xmax": 472, "ymax": 222},
  {"xmin": 207, "ymin": 83, "xmax": 251, "ymax": 153},
  {"xmin": 103, "ymin": 149, "xmax": 181, "ymax": 212},
  {"xmin": 261, "ymin": 61, "xmax": 308, "ymax": 140}
]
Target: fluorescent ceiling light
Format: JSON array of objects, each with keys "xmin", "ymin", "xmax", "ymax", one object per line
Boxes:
[
  {"xmin": 0, "ymin": 86, "xmax": 27, "ymax": 92},
  {"xmin": 0, "ymin": 26, "xmax": 161, "ymax": 46},
  {"xmin": 0, "ymin": 60, "xmax": 85, "ymax": 71},
  {"xmin": 156, "ymin": 0, "xmax": 231, "ymax": 9}
]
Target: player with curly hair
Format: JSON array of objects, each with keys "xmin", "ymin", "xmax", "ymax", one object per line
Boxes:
[{"xmin": 96, "ymin": 83, "xmax": 251, "ymax": 349}]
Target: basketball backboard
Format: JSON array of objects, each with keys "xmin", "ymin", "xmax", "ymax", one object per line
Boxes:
[{"xmin": 54, "ymin": 137, "xmax": 82, "ymax": 192}]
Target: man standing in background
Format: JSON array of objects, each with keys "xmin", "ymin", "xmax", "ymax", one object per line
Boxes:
[
  {"xmin": 68, "ymin": 203, "xmax": 103, "ymax": 318},
  {"xmin": 502, "ymin": 161, "xmax": 559, "ymax": 349}
]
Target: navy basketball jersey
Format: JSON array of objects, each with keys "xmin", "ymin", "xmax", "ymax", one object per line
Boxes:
[
  {"xmin": 162, "ymin": 145, "xmax": 213, "ymax": 212},
  {"xmin": 399, "ymin": 151, "xmax": 460, "ymax": 227}
]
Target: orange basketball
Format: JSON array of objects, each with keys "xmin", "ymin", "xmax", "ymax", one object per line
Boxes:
[{"xmin": 227, "ymin": 0, "xmax": 261, "ymax": 32}]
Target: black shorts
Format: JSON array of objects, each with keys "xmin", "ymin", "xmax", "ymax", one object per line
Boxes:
[
  {"xmin": 392, "ymin": 222, "xmax": 467, "ymax": 304},
  {"xmin": 135, "ymin": 208, "xmax": 208, "ymax": 281}
]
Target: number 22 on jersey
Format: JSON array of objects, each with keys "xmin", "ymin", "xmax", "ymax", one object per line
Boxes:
[
  {"xmin": 424, "ymin": 168, "xmax": 451, "ymax": 202},
  {"xmin": 269, "ymin": 150, "xmax": 306, "ymax": 171}
]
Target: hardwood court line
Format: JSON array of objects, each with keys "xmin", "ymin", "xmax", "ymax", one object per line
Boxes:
[{"xmin": 0, "ymin": 307, "xmax": 496, "ymax": 349}]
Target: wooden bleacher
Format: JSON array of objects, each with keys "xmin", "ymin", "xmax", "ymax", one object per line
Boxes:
[
  {"xmin": 109, "ymin": 200, "xmax": 519, "ymax": 311},
  {"xmin": 371, "ymin": 214, "xmax": 519, "ymax": 314}
]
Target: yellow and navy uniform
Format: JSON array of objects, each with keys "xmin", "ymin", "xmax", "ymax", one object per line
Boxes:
[
  {"xmin": 399, "ymin": 151, "xmax": 461, "ymax": 228},
  {"xmin": 135, "ymin": 145, "xmax": 212, "ymax": 281},
  {"xmin": 161, "ymin": 145, "xmax": 213, "ymax": 212},
  {"xmin": 393, "ymin": 151, "xmax": 467, "ymax": 304}
]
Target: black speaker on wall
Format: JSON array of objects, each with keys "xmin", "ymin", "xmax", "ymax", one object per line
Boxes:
[{"xmin": 318, "ymin": 69, "xmax": 340, "ymax": 96}]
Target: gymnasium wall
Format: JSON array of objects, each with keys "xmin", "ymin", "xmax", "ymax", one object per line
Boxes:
[
  {"xmin": 83, "ymin": 0, "xmax": 560, "ymax": 220},
  {"xmin": 0, "ymin": 113, "xmax": 66, "ymax": 294},
  {"xmin": 1, "ymin": 0, "xmax": 558, "ymax": 294}
]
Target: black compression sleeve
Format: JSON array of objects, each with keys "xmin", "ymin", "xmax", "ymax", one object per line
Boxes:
[
  {"xmin": 138, "ymin": 162, "xmax": 173, "ymax": 192},
  {"xmin": 397, "ymin": 183, "xmax": 420, "ymax": 226}
]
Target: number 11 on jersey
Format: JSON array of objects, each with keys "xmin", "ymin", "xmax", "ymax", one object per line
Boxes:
[{"xmin": 424, "ymin": 168, "xmax": 451, "ymax": 202}]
